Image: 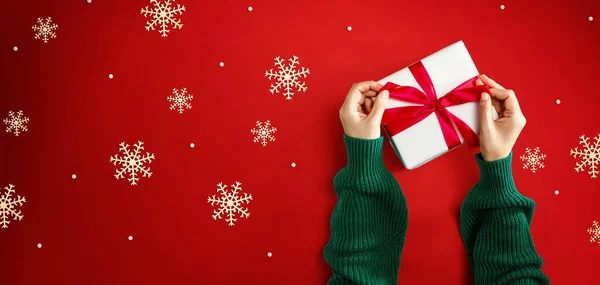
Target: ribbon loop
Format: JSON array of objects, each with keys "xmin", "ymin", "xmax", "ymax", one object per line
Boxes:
[{"xmin": 381, "ymin": 61, "xmax": 490, "ymax": 149}]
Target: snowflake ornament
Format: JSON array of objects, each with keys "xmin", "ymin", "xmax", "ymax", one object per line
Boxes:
[
  {"xmin": 570, "ymin": 134, "xmax": 600, "ymax": 178},
  {"xmin": 520, "ymin": 147, "xmax": 546, "ymax": 173},
  {"xmin": 3, "ymin": 110, "xmax": 29, "ymax": 136},
  {"xmin": 0, "ymin": 184, "xmax": 26, "ymax": 229},
  {"xmin": 167, "ymin": 88, "xmax": 193, "ymax": 114},
  {"xmin": 32, "ymin": 17, "xmax": 58, "ymax": 43},
  {"xmin": 141, "ymin": 0, "xmax": 186, "ymax": 37},
  {"xmin": 109, "ymin": 141, "xmax": 155, "ymax": 185},
  {"xmin": 251, "ymin": 120, "xmax": 277, "ymax": 146},
  {"xmin": 207, "ymin": 182, "xmax": 252, "ymax": 226},
  {"xmin": 589, "ymin": 221, "xmax": 600, "ymax": 245},
  {"xmin": 265, "ymin": 55, "xmax": 310, "ymax": 100}
]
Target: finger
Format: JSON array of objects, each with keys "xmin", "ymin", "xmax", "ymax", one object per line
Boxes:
[
  {"xmin": 342, "ymin": 81, "xmax": 378, "ymax": 108},
  {"xmin": 367, "ymin": 90, "xmax": 389, "ymax": 123},
  {"xmin": 364, "ymin": 97, "xmax": 373, "ymax": 114},
  {"xmin": 491, "ymin": 98, "xmax": 503, "ymax": 115},
  {"xmin": 363, "ymin": 90, "xmax": 377, "ymax": 97},
  {"xmin": 358, "ymin": 91, "xmax": 377, "ymax": 106},
  {"xmin": 479, "ymin": 92, "xmax": 494, "ymax": 132},
  {"xmin": 491, "ymin": 89, "xmax": 522, "ymax": 114},
  {"xmin": 356, "ymin": 81, "xmax": 381, "ymax": 93},
  {"xmin": 476, "ymin": 78, "xmax": 483, "ymax": 86},
  {"xmin": 480, "ymin": 74, "xmax": 505, "ymax": 89},
  {"xmin": 370, "ymin": 83, "xmax": 384, "ymax": 93}
]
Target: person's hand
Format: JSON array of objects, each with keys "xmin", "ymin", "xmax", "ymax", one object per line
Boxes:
[
  {"xmin": 339, "ymin": 81, "xmax": 390, "ymax": 139},
  {"xmin": 476, "ymin": 74, "xmax": 526, "ymax": 161}
]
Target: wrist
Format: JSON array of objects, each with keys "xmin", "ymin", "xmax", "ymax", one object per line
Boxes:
[
  {"xmin": 481, "ymin": 150, "xmax": 511, "ymax": 162},
  {"xmin": 344, "ymin": 130, "xmax": 381, "ymax": 140}
]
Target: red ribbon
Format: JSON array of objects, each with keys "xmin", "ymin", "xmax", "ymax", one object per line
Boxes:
[{"xmin": 381, "ymin": 61, "xmax": 490, "ymax": 149}]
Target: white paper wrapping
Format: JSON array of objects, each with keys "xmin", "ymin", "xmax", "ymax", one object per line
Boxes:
[{"xmin": 378, "ymin": 41, "xmax": 495, "ymax": 170}]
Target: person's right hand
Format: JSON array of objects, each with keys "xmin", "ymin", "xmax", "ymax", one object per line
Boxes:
[{"xmin": 476, "ymin": 75, "xmax": 526, "ymax": 162}]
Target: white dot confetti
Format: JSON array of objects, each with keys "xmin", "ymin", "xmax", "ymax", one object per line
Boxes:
[
  {"xmin": 189, "ymin": 143, "xmax": 195, "ymax": 148},
  {"xmin": 554, "ymin": 190, "xmax": 559, "ymax": 195},
  {"xmin": 108, "ymin": 74, "xmax": 114, "ymax": 79},
  {"xmin": 589, "ymin": 16, "xmax": 594, "ymax": 22},
  {"xmin": 247, "ymin": 6, "xmax": 253, "ymax": 12},
  {"xmin": 267, "ymin": 252, "xmax": 272, "ymax": 257},
  {"xmin": 219, "ymin": 62, "xmax": 224, "ymax": 67},
  {"xmin": 37, "ymin": 243, "xmax": 42, "ymax": 248},
  {"xmin": 12, "ymin": 46, "xmax": 18, "ymax": 52},
  {"xmin": 291, "ymin": 162, "xmax": 296, "ymax": 168},
  {"xmin": 71, "ymin": 174, "xmax": 77, "ymax": 179},
  {"xmin": 346, "ymin": 26, "xmax": 352, "ymax": 31},
  {"xmin": 500, "ymin": 4, "xmax": 505, "ymax": 10},
  {"xmin": 128, "ymin": 236, "xmax": 133, "ymax": 241},
  {"xmin": 87, "ymin": 0, "xmax": 92, "ymax": 3},
  {"xmin": 555, "ymin": 99, "xmax": 561, "ymax": 104}
]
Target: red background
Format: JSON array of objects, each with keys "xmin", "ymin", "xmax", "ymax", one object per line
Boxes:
[{"xmin": 1, "ymin": 0, "xmax": 598, "ymax": 284}]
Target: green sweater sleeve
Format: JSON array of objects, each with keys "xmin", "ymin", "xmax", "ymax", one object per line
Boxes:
[
  {"xmin": 460, "ymin": 153, "xmax": 550, "ymax": 284},
  {"xmin": 323, "ymin": 135, "xmax": 408, "ymax": 285}
]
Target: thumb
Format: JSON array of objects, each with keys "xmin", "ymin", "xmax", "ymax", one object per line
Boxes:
[
  {"xmin": 479, "ymin": 92, "xmax": 494, "ymax": 131},
  {"xmin": 368, "ymin": 90, "xmax": 389, "ymax": 123}
]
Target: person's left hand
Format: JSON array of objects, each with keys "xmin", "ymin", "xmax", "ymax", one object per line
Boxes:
[{"xmin": 339, "ymin": 81, "xmax": 390, "ymax": 139}]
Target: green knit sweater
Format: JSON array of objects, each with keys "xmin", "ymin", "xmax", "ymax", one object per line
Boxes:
[{"xmin": 323, "ymin": 136, "xmax": 549, "ymax": 284}]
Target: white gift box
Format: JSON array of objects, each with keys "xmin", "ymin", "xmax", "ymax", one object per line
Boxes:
[{"xmin": 378, "ymin": 41, "xmax": 497, "ymax": 170}]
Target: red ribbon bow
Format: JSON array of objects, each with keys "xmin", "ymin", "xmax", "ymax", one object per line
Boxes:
[{"xmin": 381, "ymin": 61, "xmax": 490, "ymax": 149}]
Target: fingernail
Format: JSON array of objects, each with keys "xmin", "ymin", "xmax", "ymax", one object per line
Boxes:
[{"xmin": 481, "ymin": 92, "xmax": 490, "ymax": 101}]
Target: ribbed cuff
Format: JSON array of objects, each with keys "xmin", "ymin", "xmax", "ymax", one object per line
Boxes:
[
  {"xmin": 475, "ymin": 152, "xmax": 517, "ymax": 192},
  {"xmin": 344, "ymin": 135, "xmax": 384, "ymax": 169}
]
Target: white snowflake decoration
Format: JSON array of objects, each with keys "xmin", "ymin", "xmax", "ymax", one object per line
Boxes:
[
  {"xmin": 140, "ymin": 0, "xmax": 186, "ymax": 37},
  {"xmin": 3, "ymin": 110, "xmax": 29, "ymax": 136},
  {"xmin": 570, "ymin": 134, "xmax": 600, "ymax": 178},
  {"xmin": 109, "ymin": 141, "xmax": 155, "ymax": 185},
  {"xmin": 32, "ymin": 17, "xmax": 58, "ymax": 43},
  {"xmin": 0, "ymin": 184, "xmax": 26, "ymax": 229},
  {"xmin": 265, "ymin": 55, "xmax": 310, "ymax": 100},
  {"xmin": 167, "ymin": 88, "xmax": 193, "ymax": 114},
  {"xmin": 589, "ymin": 221, "xmax": 600, "ymax": 246},
  {"xmin": 207, "ymin": 182, "xmax": 252, "ymax": 226},
  {"xmin": 520, "ymin": 147, "xmax": 546, "ymax": 173},
  {"xmin": 251, "ymin": 120, "xmax": 277, "ymax": 146}
]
